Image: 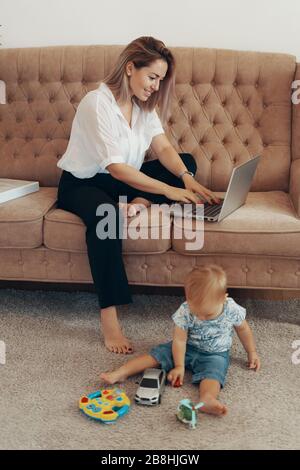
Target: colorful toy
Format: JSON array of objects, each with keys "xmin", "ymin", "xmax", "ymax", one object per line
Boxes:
[
  {"xmin": 173, "ymin": 377, "xmax": 182, "ymax": 388},
  {"xmin": 79, "ymin": 387, "xmax": 131, "ymax": 424},
  {"xmin": 176, "ymin": 399, "xmax": 205, "ymax": 429}
]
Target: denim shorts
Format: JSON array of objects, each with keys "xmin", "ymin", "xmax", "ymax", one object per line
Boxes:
[{"xmin": 149, "ymin": 341, "xmax": 230, "ymax": 388}]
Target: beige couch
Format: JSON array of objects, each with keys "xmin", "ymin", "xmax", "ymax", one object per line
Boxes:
[{"xmin": 0, "ymin": 44, "xmax": 299, "ymax": 291}]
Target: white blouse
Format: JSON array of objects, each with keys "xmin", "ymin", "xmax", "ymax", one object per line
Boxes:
[{"xmin": 57, "ymin": 82, "xmax": 165, "ymax": 178}]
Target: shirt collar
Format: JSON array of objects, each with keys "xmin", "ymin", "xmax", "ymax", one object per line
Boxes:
[{"xmin": 99, "ymin": 82, "xmax": 139, "ymax": 128}]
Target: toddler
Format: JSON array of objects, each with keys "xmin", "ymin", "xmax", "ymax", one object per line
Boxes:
[{"xmin": 100, "ymin": 264, "xmax": 261, "ymax": 416}]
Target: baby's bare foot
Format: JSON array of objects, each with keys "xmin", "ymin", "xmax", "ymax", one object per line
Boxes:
[
  {"xmin": 200, "ymin": 394, "xmax": 228, "ymax": 416},
  {"xmin": 100, "ymin": 370, "xmax": 127, "ymax": 384}
]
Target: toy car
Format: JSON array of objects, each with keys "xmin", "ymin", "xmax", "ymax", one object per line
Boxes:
[{"xmin": 135, "ymin": 368, "xmax": 166, "ymax": 405}]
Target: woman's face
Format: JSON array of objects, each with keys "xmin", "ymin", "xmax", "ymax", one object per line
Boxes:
[{"xmin": 126, "ymin": 59, "xmax": 168, "ymax": 101}]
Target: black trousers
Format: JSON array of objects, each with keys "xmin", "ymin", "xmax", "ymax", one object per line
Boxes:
[{"xmin": 57, "ymin": 153, "xmax": 197, "ymax": 309}]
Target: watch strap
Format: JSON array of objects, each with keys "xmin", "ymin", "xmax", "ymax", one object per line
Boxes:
[{"xmin": 178, "ymin": 170, "xmax": 194, "ymax": 179}]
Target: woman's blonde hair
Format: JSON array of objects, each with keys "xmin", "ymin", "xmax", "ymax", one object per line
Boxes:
[
  {"xmin": 184, "ymin": 265, "xmax": 227, "ymax": 307},
  {"xmin": 102, "ymin": 36, "xmax": 176, "ymax": 126}
]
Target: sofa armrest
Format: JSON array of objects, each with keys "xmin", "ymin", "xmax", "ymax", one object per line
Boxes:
[
  {"xmin": 291, "ymin": 63, "xmax": 300, "ymax": 218},
  {"xmin": 289, "ymin": 159, "xmax": 300, "ymax": 218}
]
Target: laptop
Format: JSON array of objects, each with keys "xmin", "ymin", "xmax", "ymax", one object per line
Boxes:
[{"xmin": 171, "ymin": 155, "xmax": 260, "ymax": 222}]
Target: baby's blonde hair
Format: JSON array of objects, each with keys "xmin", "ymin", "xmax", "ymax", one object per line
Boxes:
[{"xmin": 184, "ymin": 264, "xmax": 227, "ymax": 307}]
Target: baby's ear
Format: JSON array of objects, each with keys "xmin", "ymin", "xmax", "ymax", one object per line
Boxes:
[{"xmin": 225, "ymin": 293, "xmax": 229, "ymax": 298}]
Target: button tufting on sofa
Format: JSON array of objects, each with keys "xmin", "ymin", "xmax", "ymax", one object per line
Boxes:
[{"xmin": 0, "ymin": 44, "xmax": 300, "ymax": 290}]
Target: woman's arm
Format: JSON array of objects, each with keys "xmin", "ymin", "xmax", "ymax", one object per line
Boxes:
[
  {"xmin": 150, "ymin": 134, "xmax": 221, "ymax": 204},
  {"xmin": 106, "ymin": 162, "xmax": 200, "ymax": 204},
  {"xmin": 107, "ymin": 162, "xmax": 169, "ymax": 194}
]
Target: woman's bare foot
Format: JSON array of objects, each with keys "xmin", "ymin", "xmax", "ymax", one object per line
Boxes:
[
  {"xmin": 118, "ymin": 197, "xmax": 151, "ymax": 217},
  {"xmin": 199, "ymin": 393, "xmax": 228, "ymax": 416},
  {"xmin": 100, "ymin": 370, "xmax": 127, "ymax": 384},
  {"xmin": 130, "ymin": 197, "xmax": 151, "ymax": 207},
  {"xmin": 100, "ymin": 306, "xmax": 133, "ymax": 354}
]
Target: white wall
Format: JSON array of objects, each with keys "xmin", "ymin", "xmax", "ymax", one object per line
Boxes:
[{"xmin": 1, "ymin": 0, "xmax": 299, "ymax": 60}]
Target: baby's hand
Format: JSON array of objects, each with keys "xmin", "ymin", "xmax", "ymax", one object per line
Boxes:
[
  {"xmin": 167, "ymin": 366, "xmax": 185, "ymax": 387},
  {"xmin": 247, "ymin": 351, "xmax": 261, "ymax": 372}
]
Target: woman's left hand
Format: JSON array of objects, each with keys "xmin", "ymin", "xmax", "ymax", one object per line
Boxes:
[{"xmin": 182, "ymin": 175, "xmax": 221, "ymax": 204}]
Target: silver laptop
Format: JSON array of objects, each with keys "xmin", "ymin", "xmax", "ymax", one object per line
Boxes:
[{"xmin": 171, "ymin": 155, "xmax": 260, "ymax": 222}]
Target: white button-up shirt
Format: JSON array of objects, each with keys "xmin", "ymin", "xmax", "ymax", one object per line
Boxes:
[{"xmin": 57, "ymin": 82, "xmax": 165, "ymax": 178}]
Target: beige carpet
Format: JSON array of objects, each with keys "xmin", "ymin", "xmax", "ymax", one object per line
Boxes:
[{"xmin": 0, "ymin": 288, "xmax": 300, "ymax": 450}]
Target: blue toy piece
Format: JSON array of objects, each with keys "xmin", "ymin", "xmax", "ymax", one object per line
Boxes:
[
  {"xmin": 176, "ymin": 399, "xmax": 205, "ymax": 429},
  {"xmin": 79, "ymin": 387, "xmax": 131, "ymax": 424}
]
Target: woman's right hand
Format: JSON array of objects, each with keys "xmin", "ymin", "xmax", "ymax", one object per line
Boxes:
[{"xmin": 163, "ymin": 185, "xmax": 201, "ymax": 204}]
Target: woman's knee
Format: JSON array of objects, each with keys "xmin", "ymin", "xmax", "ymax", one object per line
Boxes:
[{"xmin": 179, "ymin": 153, "xmax": 197, "ymax": 175}]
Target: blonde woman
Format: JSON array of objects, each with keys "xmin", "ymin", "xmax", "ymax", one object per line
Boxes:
[{"xmin": 57, "ymin": 36, "xmax": 220, "ymax": 354}]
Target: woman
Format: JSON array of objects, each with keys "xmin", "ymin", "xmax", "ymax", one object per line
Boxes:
[{"xmin": 57, "ymin": 36, "xmax": 220, "ymax": 355}]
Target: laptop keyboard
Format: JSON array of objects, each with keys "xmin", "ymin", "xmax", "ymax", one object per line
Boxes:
[
  {"xmin": 171, "ymin": 200, "xmax": 224, "ymax": 219},
  {"xmin": 192, "ymin": 200, "xmax": 224, "ymax": 217}
]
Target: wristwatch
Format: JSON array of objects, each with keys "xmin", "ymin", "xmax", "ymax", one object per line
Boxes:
[{"xmin": 178, "ymin": 170, "xmax": 194, "ymax": 179}]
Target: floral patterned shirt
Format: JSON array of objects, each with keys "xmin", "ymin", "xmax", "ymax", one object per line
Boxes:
[{"xmin": 172, "ymin": 297, "xmax": 246, "ymax": 353}]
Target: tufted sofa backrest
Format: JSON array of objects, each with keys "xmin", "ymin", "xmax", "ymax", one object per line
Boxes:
[{"xmin": 0, "ymin": 45, "xmax": 296, "ymax": 190}]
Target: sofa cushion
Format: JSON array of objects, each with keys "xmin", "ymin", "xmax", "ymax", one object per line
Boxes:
[
  {"xmin": 0, "ymin": 187, "xmax": 57, "ymax": 248},
  {"xmin": 172, "ymin": 191, "xmax": 300, "ymax": 256},
  {"xmin": 44, "ymin": 205, "xmax": 171, "ymax": 254}
]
